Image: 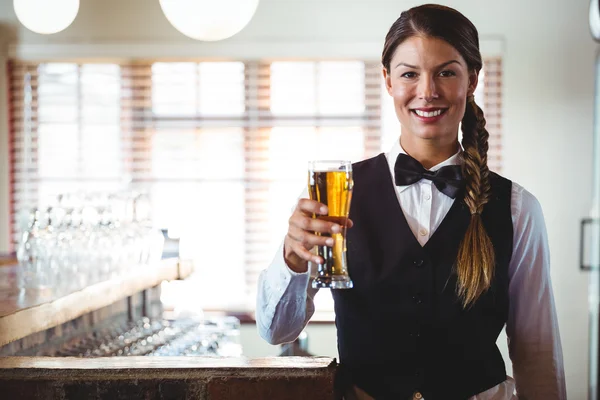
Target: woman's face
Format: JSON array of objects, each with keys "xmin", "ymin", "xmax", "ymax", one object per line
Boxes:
[{"xmin": 383, "ymin": 35, "xmax": 478, "ymax": 146}]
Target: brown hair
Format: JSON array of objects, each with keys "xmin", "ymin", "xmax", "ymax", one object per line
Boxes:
[{"xmin": 382, "ymin": 4, "xmax": 494, "ymax": 308}]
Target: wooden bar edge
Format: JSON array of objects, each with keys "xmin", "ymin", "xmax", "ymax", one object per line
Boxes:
[{"xmin": 0, "ymin": 258, "xmax": 186, "ymax": 347}]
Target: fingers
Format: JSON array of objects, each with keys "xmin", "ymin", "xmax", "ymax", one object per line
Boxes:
[
  {"xmin": 288, "ymin": 225, "xmax": 334, "ymax": 248},
  {"xmin": 296, "ymin": 198, "xmax": 329, "ymax": 217},
  {"xmin": 284, "ymin": 198, "xmax": 354, "ymax": 265},
  {"xmin": 294, "ymin": 199, "xmax": 354, "ymax": 229},
  {"xmin": 289, "ymin": 213, "xmax": 342, "ymax": 235},
  {"xmin": 285, "ymin": 236, "xmax": 322, "ymax": 265}
]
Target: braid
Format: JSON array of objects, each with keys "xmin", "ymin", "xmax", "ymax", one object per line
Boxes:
[
  {"xmin": 461, "ymin": 96, "xmax": 492, "ymax": 214},
  {"xmin": 456, "ymin": 95, "xmax": 495, "ymax": 308}
]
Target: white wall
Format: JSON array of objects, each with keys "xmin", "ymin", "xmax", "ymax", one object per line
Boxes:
[{"xmin": 0, "ymin": 0, "xmax": 596, "ymax": 398}]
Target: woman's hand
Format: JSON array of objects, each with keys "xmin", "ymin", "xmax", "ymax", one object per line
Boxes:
[{"xmin": 283, "ymin": 198, "xmax": 353, "ymax": 273}]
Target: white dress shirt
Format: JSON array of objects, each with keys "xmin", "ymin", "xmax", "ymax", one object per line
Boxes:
[{"xmin": 256, "ymin": 138, "xmax": 567, "ymax": 400}]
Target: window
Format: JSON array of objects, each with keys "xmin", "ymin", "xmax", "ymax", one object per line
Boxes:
[{"xmin": 8, "ymin": 58, "xmax": 502, "ymax": 313}]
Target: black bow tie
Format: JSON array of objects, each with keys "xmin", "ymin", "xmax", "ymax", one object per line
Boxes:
[{"xmin": 394, "ymin": 153, "xmax": 463, "ymax": 198}]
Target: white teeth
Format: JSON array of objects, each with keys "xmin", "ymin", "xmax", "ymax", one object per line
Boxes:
[{"xmin": 414, "ymin": 109, "xmax": 443, "ymax": 118}]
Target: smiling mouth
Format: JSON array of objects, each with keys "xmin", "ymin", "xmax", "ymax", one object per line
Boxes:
[{"xmin": 411, "ymin": 108, "xmax": 449, "ymax": 118}]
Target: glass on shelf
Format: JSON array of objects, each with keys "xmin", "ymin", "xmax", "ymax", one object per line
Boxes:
[{"xmin": 15, "ymin": 190, "xmax": 166, "ymax": 296}]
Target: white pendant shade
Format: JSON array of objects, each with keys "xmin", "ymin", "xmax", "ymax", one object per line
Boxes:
[
  {"xmin": 159, "ymin": 0, "xmax": 259, "ymax": 41},
  {"xmin": 13, "ymin": 0, "xmax": 80, "ymax": 34}
]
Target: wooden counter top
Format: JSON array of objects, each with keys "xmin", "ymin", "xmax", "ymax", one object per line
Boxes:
[
  {"xmin": 0, "ymin": 258, "xmax": 193, "ymax": 347},
  {"xmin": 0, "ymin": 356, "xmax": 336, "ymax": 371},
  {"xmin": 0, "ymin": 356, "xmax": 339, "ymax": 400}
]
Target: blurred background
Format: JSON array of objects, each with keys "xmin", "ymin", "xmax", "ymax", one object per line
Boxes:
[{"xmin": 0, "ymin": 0, "xmax": 595, "ymax": 399}]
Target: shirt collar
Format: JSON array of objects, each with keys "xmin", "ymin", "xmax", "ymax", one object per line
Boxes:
[{"xmin": 386, "ymin": 137, "xmax": 463, "ymax": 193}]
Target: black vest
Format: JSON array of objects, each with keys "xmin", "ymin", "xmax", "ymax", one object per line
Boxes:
[{"xmin": 332, "ymin": 154, "xmax": 513, "ymax": 400}]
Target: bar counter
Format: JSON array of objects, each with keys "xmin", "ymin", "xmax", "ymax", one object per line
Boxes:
[
  {"xmin": 0, "ymin": 260, "xmax": 338, "ymax": 399},
  {"xmin": 0, "ymin": 356, "xmax": 337, "ymax": 399}
]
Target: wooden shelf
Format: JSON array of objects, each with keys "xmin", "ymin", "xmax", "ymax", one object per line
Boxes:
[{"xmin": 0, "ymin": 258, "xmax": 193, "ymax": 347}]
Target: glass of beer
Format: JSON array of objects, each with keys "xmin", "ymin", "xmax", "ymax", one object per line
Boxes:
[{"xmin": 308, "ymin": 160, "xmax": 354, "ymax": 289}]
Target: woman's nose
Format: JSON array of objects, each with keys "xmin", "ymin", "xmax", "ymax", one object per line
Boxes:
[{"xmin": 417, "ymin": 76, "xmax": 439, "ymax": 102}]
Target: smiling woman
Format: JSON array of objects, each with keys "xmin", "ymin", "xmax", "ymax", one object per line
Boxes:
[
  {"xmin": 256, "ymin": 4, "xmax": 566, "ymax": 400},
  {"xmin": 381, "ymin": 9, "xmax": 490, "ymax": 307}
]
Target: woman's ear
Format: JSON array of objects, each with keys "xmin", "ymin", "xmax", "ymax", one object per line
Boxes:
[
  {"xmin": 467, "ymin": 70, "xmax": 479, "ymax": 97},
  {"xmin": 382, "ymin": 67, "xmax": 393, "ymax": 96}
]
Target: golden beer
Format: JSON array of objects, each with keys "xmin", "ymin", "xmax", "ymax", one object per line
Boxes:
[{"xmin": 308, "ymin": 160, "xmax": 354, "ymax": 289}]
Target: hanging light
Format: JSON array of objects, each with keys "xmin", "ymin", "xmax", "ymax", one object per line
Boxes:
[
  {"xmin": 159, "ymin": 0, "xmax": 259, "ymax": 41},
  {"xmin": 13, "ymin": 0, "xmax": 80, "ymax": 34}
]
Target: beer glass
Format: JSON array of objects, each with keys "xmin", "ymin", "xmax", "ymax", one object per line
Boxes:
[{"xmin": 307, "ymin": 160, "xmax": 354, "ymax": 289}]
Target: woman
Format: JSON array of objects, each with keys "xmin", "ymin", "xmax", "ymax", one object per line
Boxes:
[{"xmin": 256, "ymin": 4, "xmax": 566, "ymax": 399}]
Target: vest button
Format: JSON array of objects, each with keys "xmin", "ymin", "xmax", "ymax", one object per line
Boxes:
[
  {"xmin": 413, "ymin": 392, "xmax": 423, "ymax": 400},
  {"xmin": 412, "ymin": 294, "xmax": 423, "ymax": 304},
  {"xmin": 413, "ymin": 259, "xmax": 424, "ymax": 267}
]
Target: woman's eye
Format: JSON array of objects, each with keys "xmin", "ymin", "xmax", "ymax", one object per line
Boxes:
[
  {"xmin": 401, "ymin": 72, "xmax": 417, "ymax": 79},
  {"xmin": 439, "ymin": 70, "xmax": 456, "ymax": 77}
]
